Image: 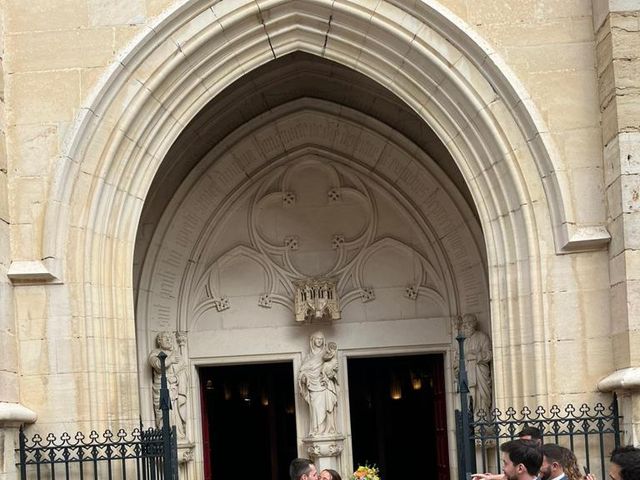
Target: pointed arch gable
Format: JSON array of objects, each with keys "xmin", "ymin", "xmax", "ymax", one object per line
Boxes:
[{"xmin": 37, "ymin": 0, "xmax": 608, "ymax": 422}]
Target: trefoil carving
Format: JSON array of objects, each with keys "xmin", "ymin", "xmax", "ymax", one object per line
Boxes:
[
  {"xmin": 327, "ymin": 188, "xmax": 341, "ymax": 202},
  {"xmin": 282, "ymin": 191, "xmax": 296, "ymax": 206},
  {"xmin": 284, "ymin": 235, "xmax": 299, "ymax": 250}
]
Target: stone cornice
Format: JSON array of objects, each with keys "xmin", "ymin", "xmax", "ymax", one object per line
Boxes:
[{"xmin": 597, "ymin": 367, "xmax": 640, "ymax": 392}]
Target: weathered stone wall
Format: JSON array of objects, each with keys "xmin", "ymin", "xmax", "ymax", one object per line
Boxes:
[
  {"xmin": 0, "ymin": 0, "xmax": 13, "ymax": 406},
  {"xmin": 2, "ymin": 0, "xmax": 159, "ymax": 433},
  {"xmin": 0, "ymin": 0, "xmax": 611, "ymax": 419},
  {"xmin": 0, "ymin": 1, "xmax": 637, "ymax": 478},
  {"xmin": 459, "ymin": 0, "xmax": 605, "ymax": 226},
  {"xmin": 1, "ymin": 0, "xmax": 606, "ymax": 242},
  {"xmin": 594, "ymin": 0, "xmax": 640, "ymax": 444}
]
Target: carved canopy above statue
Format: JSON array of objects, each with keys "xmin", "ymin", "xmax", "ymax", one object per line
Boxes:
[{"xmin": 294, "ymin": 278, "xmax": 341, "ymax": 322}]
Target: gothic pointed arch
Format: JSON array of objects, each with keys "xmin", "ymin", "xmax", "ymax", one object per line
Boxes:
[{"xmin": 38, "ymin": 0, "xmax": 609, "ymax": 423}]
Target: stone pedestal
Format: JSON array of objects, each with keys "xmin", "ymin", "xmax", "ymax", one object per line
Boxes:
[
  {"xmin": 598, "ymin": 367, "xmax": 640, "ymax": 443},
  {"xmin": 302, "ymin": 435, "xmax": 345, "ymax": 473},
  {"xmin": 177, "ymin": 443, "xmax": 195, "ymax": 480},
  {"xmin": 0, "ymin": 403, "xmax": 37, "ymax": 480}
]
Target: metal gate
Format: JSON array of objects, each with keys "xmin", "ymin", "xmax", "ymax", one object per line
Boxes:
[{"xmin": 17, "ymin": 352, "xmax": 178, "ymax": 480}]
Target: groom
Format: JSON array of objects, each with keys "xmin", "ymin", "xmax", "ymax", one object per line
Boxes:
[{"xmin": 290, "ymin": 458, "xmax": 318, "ymax": 480}]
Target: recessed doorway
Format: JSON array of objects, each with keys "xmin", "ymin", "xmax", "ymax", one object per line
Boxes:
[
  {"xmin": 347, "ymin": 354, "xmax": 450, "ymax": 480},
  {"xmin": 199, "ymin": 362, "xmax": 297, "ymax": 480}
]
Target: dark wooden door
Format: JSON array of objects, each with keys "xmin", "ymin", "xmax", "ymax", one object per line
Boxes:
[
  {"xmin": 348, "ymin": 354, "xmax": 450, "ymax": 479},
  {"xmin": 199, "ymin": 362, "xmax": 297, "ymax": 480},
  {"xmin": 432, "ymin": 355, "xmax": 451, "ymax": 480}
]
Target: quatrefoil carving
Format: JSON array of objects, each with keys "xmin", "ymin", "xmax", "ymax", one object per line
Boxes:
[
  {"xmin": 282, "ymin": 192, "xmax": 296, "ymax": 206},
  {"xmin": 327, "ymin": 188, "xmax": 341, "ymax": 202},
  {"xmin": 284, "ymin": 236, "xmax": 299, "ymax": 250}
]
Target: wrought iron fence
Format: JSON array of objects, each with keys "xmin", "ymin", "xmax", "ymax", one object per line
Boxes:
[
  {"xmin": 454, "ymin": 334, "xmax": 623, "ymax": 480},
  {"xmin": 17, "ymin": 423, "xmax": 177, "ymax": 480},
  {"xmin": 467, "ymin": 396, "xmax": 621, "ymax": 479},
  {"xmin": 17, "ymin": 352, "xmax": 178, "ymax": 480}
]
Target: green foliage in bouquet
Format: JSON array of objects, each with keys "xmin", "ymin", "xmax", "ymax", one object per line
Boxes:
[{"xmin": 350, "ymin": 465, "xmax": 380, "ymax": 480}]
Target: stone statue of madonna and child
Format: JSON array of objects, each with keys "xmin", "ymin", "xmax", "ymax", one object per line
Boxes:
[{"xmin": 298, "ymin": 331, "xmax": 339, "ymax": 437}]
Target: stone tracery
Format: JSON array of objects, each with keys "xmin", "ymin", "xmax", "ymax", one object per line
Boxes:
[{"xmin": 184, "ymin": 104, "xmax": 475, "ymax": 326}]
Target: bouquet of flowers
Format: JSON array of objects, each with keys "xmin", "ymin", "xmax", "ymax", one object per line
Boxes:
[{"xmin": 350, "ymin": 465, "xmax": 380, "ymax": 480}]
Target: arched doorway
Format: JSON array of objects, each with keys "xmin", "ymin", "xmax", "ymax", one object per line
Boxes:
[
  {"xmin": 38, "ymin": 0, "xmax": 598, "ymax": 477},
  {"xmin": 135, "ymin": 57, "xmax": 488, "ymax": 474}
]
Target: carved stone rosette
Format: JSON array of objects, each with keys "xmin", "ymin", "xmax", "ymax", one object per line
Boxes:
[
  {"xmin": 303, "ymin": 436, "xmax": 344, "ymax": 458},
  {"xmin": 302, "ymin": 435, "xmax": 344, "ymax": 471},
  {"xmin": 302, "ymin": 436, "xmax": 345, "ymax": 473},
  {"xmin": 294, "ymin": 278, "xmax": 341, "ymax": 322}
]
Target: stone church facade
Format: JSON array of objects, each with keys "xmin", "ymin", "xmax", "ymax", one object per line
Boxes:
[{"xmin": 0, "ymin": 0, "xmax": 638, "ymax": 479}]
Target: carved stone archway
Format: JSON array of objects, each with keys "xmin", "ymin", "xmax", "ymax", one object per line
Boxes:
[
  {"xmin": 137, "ymin": 98, "xmax": 489, "ymax": 477},
  {"xmin": 37, "ymin": 0, "xmax": 607, "ymax": 434}
]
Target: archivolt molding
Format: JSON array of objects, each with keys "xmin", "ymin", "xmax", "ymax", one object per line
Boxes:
[
  {"xmin": 40, "ymin": 0, "xmax": 600, "ymax": 416},
  {"xmin": 387, "ymin": 0, "xmax": 610, "ymax": 252},
  {"xmin": 46, "ymin": 0, "xmax": 605, "ymax": 284}
]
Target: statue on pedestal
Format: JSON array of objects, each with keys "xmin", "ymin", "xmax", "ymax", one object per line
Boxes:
[
  {"xmin": 148, "ymin": 331, "xmax": 189, "ymax": 440},
  {"xmin": 298, "ymin": 331, "xmax": 339, "ymax": 437},
  {"xmin": 454, "ymin": 314, "xmax": 493, "ymax": 418}
]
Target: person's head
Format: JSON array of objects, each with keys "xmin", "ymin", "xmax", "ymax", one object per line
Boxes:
[
  {"xmin": 290, "ymin": 458, "xmax": 318, "ymax": 480},
  {"xmin": 610, "ymin": 445, "xmax": 640, "ymax": 480},
  {"xmin": 500, "ymin": 439, "xmax": 542, "ymax": 479},
  {"xmin": 556, "ymin": 447, "xmax": 581, "ymax": 480},
  {"xmin": 460, "ymin": 314, "xmax": 478, "ymax": 336},
  {"xmin": 319, "ymin": 469, "xmax": 342, "ymax": 480},
  {"xmin": 539, "ymin": 444, "xmax": 565, "ymax": 480},
  {"xmin": 518, "ymin": 426, "xmax": 543, "ymax": 445}
]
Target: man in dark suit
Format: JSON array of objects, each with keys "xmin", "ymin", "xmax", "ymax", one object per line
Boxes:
[
  {"xmin": 472, "ymin": 440, "xmax": 542, "ymax": 480},
  {"xmin": 290, "ymin": 458, "xmax": 318, "ymax": 480},
  {"xmin": 539, "ymin": 444, "xmax": 567, "ymax": 480}
]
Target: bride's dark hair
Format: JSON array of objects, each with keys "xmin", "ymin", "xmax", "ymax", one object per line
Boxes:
[{"xmin": 322, "ymin": 469, "xmax": 342, "ymax": 480}]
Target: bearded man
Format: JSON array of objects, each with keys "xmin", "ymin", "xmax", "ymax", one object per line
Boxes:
[{"xmin": 539, "ymin": 444, "xmax": 567, "ymax": 480}]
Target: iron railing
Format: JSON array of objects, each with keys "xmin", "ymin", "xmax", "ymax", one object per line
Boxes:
[
  {"xmin": 17, "ymin": 352, "xmax": 178, "ymax": 480},
  {"xmin": 468, "ymin": 397, "xmax": 621, "ymax": 479},
  {"xmin": 455, "ymin": 333, "xmax": 623, "ymax": 480},
  {"xmin": 17, "ymin": 423, "xmax": 176, "ymax": 480}
]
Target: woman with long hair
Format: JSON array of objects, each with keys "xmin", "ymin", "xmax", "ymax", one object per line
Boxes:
[
  {"xmin": 558, "ymin": 446, "xmax": 584, "ymax": 480},
  {"xmin": 319, "ymin": 469, "xmax": 342, "ymax": 480}
]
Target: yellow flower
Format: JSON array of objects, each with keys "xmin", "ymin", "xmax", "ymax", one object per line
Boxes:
[{"xmin": 351, "ymin": 464, "xmax": 380, "ymax": 480}]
